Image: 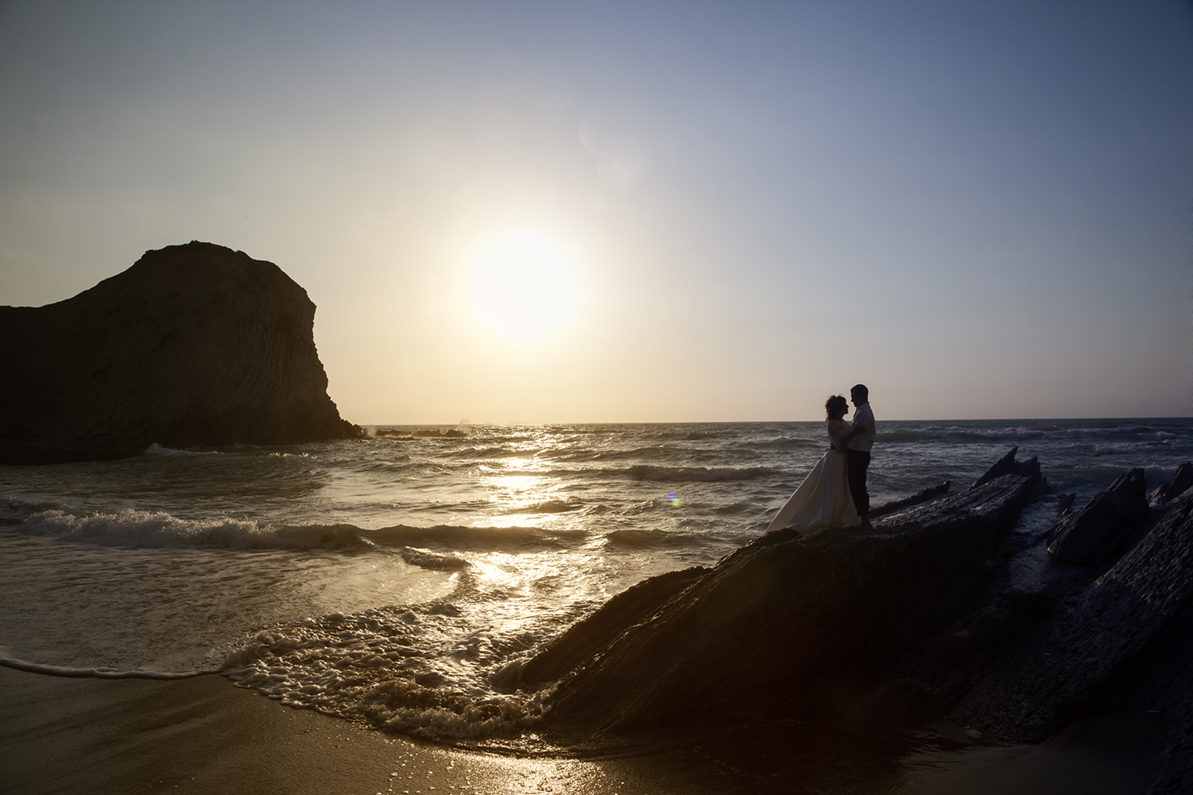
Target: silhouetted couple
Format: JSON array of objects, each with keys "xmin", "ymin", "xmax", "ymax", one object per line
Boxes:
[{"xmin": 766, "ymin": 384, "xmax": 875, "ymax": 534}]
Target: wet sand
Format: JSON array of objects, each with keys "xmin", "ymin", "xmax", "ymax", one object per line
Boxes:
[
  {"xmin": 0, "ymin": 666, "xmax": 1168, "ymax": 795},
  {"xmin": 0, "ymin": 667, "xmax": 818, "ymax": 795}
]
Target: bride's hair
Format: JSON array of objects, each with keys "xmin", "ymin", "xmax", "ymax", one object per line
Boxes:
[{"xmin": 825, "ymin": 395, "xmax": 848, "ymax": 421}]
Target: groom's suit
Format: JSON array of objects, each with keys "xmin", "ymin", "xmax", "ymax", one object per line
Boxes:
[{"xmin": 847, "ymin": 402, "xmax": 875, "ymax": 516}]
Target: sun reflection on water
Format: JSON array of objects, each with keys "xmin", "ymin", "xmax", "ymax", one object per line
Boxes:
[{"xmin": 476, "ymin": 452, "xmax": 571, "ymax": 525}]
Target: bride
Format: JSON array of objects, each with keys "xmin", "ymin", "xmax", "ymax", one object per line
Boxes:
[{"xmin": 766, "ymin": 395, "xmax": 860, "ymax": 533}]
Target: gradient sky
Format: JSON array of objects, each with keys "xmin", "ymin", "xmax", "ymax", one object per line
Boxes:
[{"xmin": 2, "ymin": 1, "xmax": 1190, "ymax": 423}]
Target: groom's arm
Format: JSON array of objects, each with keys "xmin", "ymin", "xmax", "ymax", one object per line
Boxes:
[{"xmin": 842, "ymin": 412, "xmax": 873, "ymax": 443}]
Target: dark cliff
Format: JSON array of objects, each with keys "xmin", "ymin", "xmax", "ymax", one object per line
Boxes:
[{"xmin": 0, "ymin": 242, "xmax": 358, "ymax": 463}]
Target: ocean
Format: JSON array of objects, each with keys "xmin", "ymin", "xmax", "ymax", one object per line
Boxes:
[{"xmin": 2, "ymin": 418, "xmax": 1191, "ymax": 747}]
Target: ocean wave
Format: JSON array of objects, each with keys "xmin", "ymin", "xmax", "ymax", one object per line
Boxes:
[
  {"xmin": 351, "ymin": 455, "xmax": 413, "ymax": 470},
  {"xmin": 1062, "ymin": 461, "xmax": 1186, "ymax": 492},
  {"xmin": 368, "ymin": 428, "xmax": 414, "ymax": 439},
  {"xmin": 709, "ymin": 499, "xmax": 764, "ymax": 516},
  {"xmin": 625, "ymin": 464, "xmax": 777, "ymax": 482},
  {"xmin": 411, "ymin": 428, "xmax": 469, "ymax": 439},
  {"xmin": 502, "ymin": 499, "xmax": 584, "ymax": 515},
  {"xmin": 399, "ymin": 547, "xmax": 471, "ymax": 571},
  {"xmin": 580, "ymin": 445, "xmax": 679, "ymax": 462},
  {"xmin": 602, "ymin": 528, "xmax": 699, "ymax": 549},
  {"xmin": 0, "ymin": 496, "xmax": 57, "ymax": 525},
  {"xmin": 364, "ymin": 524, "xmax": 584, "ymax": 551},
  {"xmin": 15, "ymin": 509, "xmax": 374, "ymax": 551},
  {"xmin": 874, "ymin": 430, "xmax": 945, "ymax": 443},
  {"xmin": 220, "ymin": 605, "xmax": 543, "ymax": 740},
  {"xmin": 12, "ymin": 509, "xmax": 588, "ymax": 560},
  {"xmin": 648, "ymin": 429, "xmax": 735, "ymax": 441},
  {"xmin": 879, "ymin": 428, "xmax": 1045, "ymax": 444},
  {"xmin": 447, "ymin": 445, "xmax": 532, "ymax": 460},
  {"xmin": 143, "ymin": 443, "xmax": 224, "ymax": 456},
  {"xmin": 1093, "ymin": 441, "xmax": 1174, "ymax": 456},
  {"xmin": 0, "ymin": 655, "xmax": 212, "ymax": 680},
  {"xmin": 1143, "ymin": 463, "xmax": 1189, "ymax": 485},
  {"xmin": 754, "ymin": 437, "xmax": 824, "ymax": 450},
  {"xmin": 563, "ymin": 444, "xmax": 767, "ymax": 464},
  {"xmin": 1064, "ymin": 425, "xmax": 1159, "ymax": 436}
]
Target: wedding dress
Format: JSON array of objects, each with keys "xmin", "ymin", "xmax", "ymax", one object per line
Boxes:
[{"xmin": 766, "ymin": 419, "xmax": 859, "ymax": 533}]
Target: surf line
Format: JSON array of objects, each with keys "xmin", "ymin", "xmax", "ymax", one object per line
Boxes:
[{"xmin": 0, "ymin": 655, "xmax": 217, "ymax": 680}]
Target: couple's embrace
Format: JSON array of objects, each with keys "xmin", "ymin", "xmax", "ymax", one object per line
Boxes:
[{"xmin": 766, "ymin": 384, "xmax": 875, "ymax": 534}]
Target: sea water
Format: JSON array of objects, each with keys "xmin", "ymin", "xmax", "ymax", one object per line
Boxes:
[{"xmin": 1, "ymin": 419, "xmax": 1190, "ymax": 741}]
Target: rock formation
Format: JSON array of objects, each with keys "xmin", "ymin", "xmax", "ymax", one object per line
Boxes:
[
  {"xmin": 522, "ymin": 451, "xmax": 1043, "ymax": 733},
  {"xmin": 0, "ymin": 242, "xmax": 358, "ymax": 464},
  {"xmin": 1151, "ymin": 461, "xmax": 1193, "ymax": 506},
  {"xmin": 520, "ymin": 452, "xmax": 1193, "ymax": 793},
  {"xmin": 1047, "ymin": 468, "xmax": 1150, "ymax": 565}
]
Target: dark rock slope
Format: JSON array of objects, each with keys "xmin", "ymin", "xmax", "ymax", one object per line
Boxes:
[
  {"xmin": 522, "ymin": 450, "xmax": 1193, "ymax": 793},
  {"xmin": 0, "ymin": 242, "xmax": 358, "ymax": 463},
  {"xmin": 522, "ymin": 452, "xmax": 1043, "ymax": 733}
]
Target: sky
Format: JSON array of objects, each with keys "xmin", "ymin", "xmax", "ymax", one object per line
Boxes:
[{"xmin": 1, "ymin": 0, "xmax": 1190, "ymax": 423}]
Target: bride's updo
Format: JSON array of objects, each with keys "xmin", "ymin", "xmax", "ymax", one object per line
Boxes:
[{"xmin": 825, "ymin": 395, "xmax": 848, "ymax": 421}]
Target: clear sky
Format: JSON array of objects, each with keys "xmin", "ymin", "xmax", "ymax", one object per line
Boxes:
[{"xmin": 1, "ymin": 1, "xmax": 1190, "ymax": 423}]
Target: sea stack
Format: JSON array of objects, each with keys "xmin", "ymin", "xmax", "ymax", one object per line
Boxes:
[{"xmin": 0, "ymin": 241, "xmax": 359, "ymax": 463}]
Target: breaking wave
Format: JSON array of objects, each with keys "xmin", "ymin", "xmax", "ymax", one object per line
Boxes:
[
  {"xmin": 603, "ymin": 528, "xmax": 702, "ymax": 549},
  {"xmin": 12, "ymin": 510, "xmax": 577, "ymax": 562},
  {"xmin": 625, "ymin": 464, "xmax": 776, "ymax": 482},
  {"xmin": 220, "ymin": 603, "xmax": 548, "ymax": 741},
  {"xmin": 501, "ymin": 498, "xmax": 584, "ymax": 514},
  {"xmin": 365, "ymin": 524, "xmax": 584, "ymax": 551},
  {"xmin": 15, "ymin": 509, "xmax": 370, "ymax": 551}
]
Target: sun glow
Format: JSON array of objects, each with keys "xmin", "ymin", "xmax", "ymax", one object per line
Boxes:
[{"xmin": 468, "ymin": 233, "xmax": 579, "ymax": 341}]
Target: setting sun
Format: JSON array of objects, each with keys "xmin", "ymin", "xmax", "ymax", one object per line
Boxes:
[{"xmin": 468, "ymin": 233, "xmax": 579, "ymax": 341}]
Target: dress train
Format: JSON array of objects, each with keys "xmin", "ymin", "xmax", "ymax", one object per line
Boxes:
[{"xmin": 766, "ymin": 447, "xmax": 859, "ymax": 534}]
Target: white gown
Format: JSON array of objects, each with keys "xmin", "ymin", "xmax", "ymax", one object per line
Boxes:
[{"xmin": 766, "ymin": 419, "xmax": 859, "ymax": 534}]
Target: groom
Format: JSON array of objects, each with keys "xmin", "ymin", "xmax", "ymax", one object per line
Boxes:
[{"xmin": 845, "ymin": 384, "xmax": 875, "ymax": 529}]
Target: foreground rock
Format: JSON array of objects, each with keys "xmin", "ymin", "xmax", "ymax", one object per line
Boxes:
[
  {"xmin": 522, "ymin": 451, "xmax": 1193, "ymax": 793},
  {"xmin": 522, "ymin": 452, "xmax": 1043, "ymax": 733},
  {"xmin": 1047, "ymin": 468, "xmax": 1150, "ymax": 564},
  {"xmin": 0, "ymin": 242, "xmax": 358, "ymax": 463},
  {"xmin": 950, "ymin": 490, "xmax": 1193, "ymax": 713}
]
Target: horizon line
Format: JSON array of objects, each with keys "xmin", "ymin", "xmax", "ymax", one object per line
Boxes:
[{"xmin": 353, "ymin": 415, "xmax": 1193, "ymax": 427}]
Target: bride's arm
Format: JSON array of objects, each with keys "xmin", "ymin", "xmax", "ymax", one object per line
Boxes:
[{"xmin": 828, "ymin": 420, "xmax": 850, "ymax": 450}]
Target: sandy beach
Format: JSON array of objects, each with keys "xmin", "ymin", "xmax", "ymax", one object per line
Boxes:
[
  {"xmin": 0, "ymin": 667, "xmax": 726, "ymax": 795},
  {"xmin": 0, "ymin": 665, "xmax": 1170, "ymax": 795},
  {"xmin": 0, "ymin": 666, "xmax": 844, "ymax": 795}
]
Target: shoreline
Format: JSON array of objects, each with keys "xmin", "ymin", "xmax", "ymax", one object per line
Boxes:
[
  {"xmin": 0, "ymin": 666, "xmax": 801, "ymax": 795},
  {"xmin": 0, "ymin": 666, "xmax": 1168, "ymax": 795}
]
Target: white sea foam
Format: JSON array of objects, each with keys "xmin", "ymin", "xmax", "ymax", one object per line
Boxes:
[{"xmin": 220, "ymin": 601, "xmax": 547, "ymax": 740}]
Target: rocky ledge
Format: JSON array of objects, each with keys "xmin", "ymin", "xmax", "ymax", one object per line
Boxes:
[
  {"xmin": 519, "ymin": 449, "xmax": 1193, "ymax": 793},
  {"xmin": 0, "ymin": 242, "xmax": 358, "ymax": 464}
]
